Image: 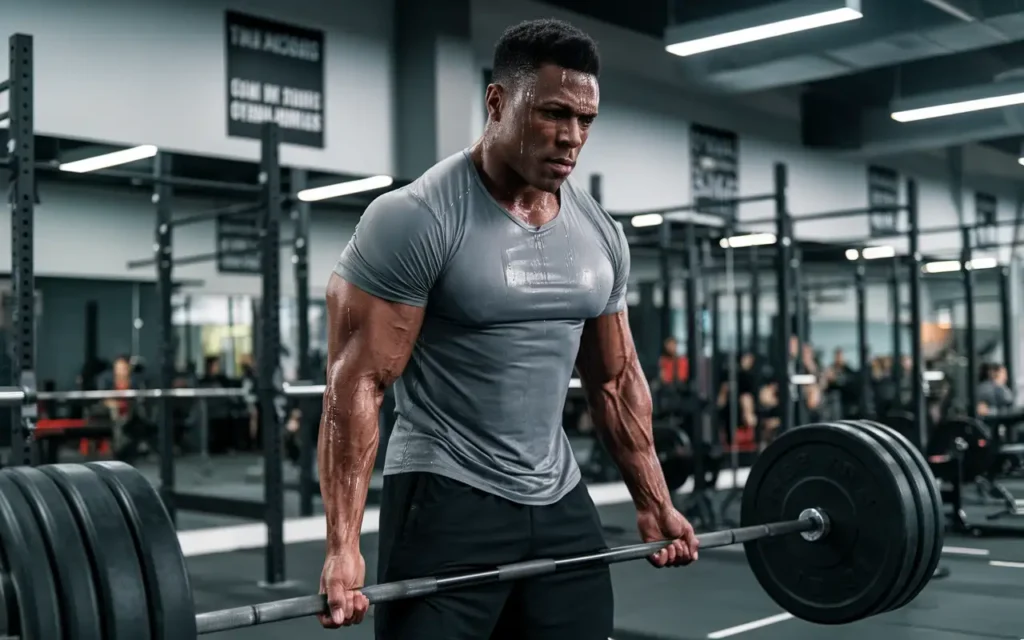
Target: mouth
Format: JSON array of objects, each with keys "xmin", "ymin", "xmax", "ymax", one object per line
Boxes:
[{"xmin": 546, "ymin": 159, "xmax": 575, "ymax": 175}]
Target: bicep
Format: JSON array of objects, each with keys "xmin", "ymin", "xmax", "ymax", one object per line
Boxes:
[{"xmin": 325, "ymin": 273, "xmax": 425, "ymax": 387}]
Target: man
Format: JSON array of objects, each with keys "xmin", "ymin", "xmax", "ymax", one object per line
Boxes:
[
  {"xmin": 978, "ymin": 363, "xmax": 1014, "ymax": 416},
  {"xmin": 318, "ymin": 19, "xmax": 698, "ymax": 639},
  {"xmin": 658, "ymin": 336, "xmax": 689, "ymax": 385},
  {"xmin": 99, "ymin": 354, "xmax": 149, "ymax": 461}
]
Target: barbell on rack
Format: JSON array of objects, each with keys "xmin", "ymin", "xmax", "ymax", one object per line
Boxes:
[{"xmin": 0, "ymin": 418, "xmax": 941, "ymax": 638}]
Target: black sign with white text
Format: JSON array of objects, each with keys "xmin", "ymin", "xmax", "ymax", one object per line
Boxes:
[
  {"xmin": 216, "ymin": 213, "xmax": 262, "ymax": 274},
  {"xmin": 975, "ymin": 191, "xmax": 998, "ymax": 249},
  {"xmin": 690, "ymin": 124, "xmax": 739, "ymax": 220},
  {"xmin": 225, "ymin": 11, "xmax": 325, "ymax": 148},
  {"xmin": 867, "ymin": 165, "xmax": 899, "ymax": 236}
]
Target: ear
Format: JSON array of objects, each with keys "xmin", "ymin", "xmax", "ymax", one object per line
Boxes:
[{"xmin": 485, "ymin": 83, "xmax": 505, "ymax": 123}]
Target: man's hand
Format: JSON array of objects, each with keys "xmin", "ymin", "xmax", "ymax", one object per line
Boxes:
[
  {"xmin": 318, "ymin": 547, "xmax": 371, "ymax": 628},
  {"xmin": 638, "ymin": 505, "xmax": 699, "ymax": 568}
]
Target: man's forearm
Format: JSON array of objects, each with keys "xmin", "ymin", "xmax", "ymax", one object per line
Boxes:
[
  {"xmin": 318, "ymin": 370, "xmax": 382, "ymax": 554},
  {"xmin": 587, "ymin": 364, "xmax": 673, "ymax": 513}
]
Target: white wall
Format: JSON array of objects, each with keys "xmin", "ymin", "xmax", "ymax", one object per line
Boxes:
[
  {"xmin": 0, "ymin": 178, "xmax": 355, "ymax": 295},
  {"xmin": 0, "ymin": 0, "xmax": 395, "ymax": 175}
]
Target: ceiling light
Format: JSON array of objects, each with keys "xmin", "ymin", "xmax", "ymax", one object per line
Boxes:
[
  {"xmin": 845, "ymin": 249, "xmax": 859, "ymax": 260},
  {"xmin": 59, "ymin": 145, "xmax": 158, "ymax": 173},
  {"xmin": 967, "ymin": 257, "xmax": 997, "ymax": 270},
  {"xmin": 720, "ymin": 233, "xmax": 776, "ymax": 248},
  {"xmin": 297, "ymin": 175, "xmax": 394, "ymax": 202},
  {"xmin": 892, "ymin": 91, "xmax": 1024, "ymax": 122},
  {"xmin": 922, "ymin": 258, "xmax": 998, "ymax": 273},
  {"xmin": 631, "ymin": 213, "xmax": 664, "ymax": 228},
  {"xmin": 665, "ymin": 0, "xmax": 862, "ymax": 57},
  {"xmin": 890, "ymin": 78, "xmax": 1024, "ymax": 123},
  {"xmin": 862, "ymin": 245, "xmax": 896, "ymax": 260}
]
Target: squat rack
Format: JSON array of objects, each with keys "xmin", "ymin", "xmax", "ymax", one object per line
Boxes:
[{"xmin": 0, "ymin": 31, "xmax": 312, "ymax": 589}]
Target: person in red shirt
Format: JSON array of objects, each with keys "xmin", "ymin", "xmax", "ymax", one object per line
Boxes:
[{"xmin": 658, "ymin": 337, "xmax": 689, "ymax": 385}]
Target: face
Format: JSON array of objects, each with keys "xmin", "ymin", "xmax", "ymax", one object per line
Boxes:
[
  {"xmin": 740, "ymin": 353, "xmax": 754, "ymax": 370},
  {"xmin": 664, "ymin": 338, "xmax": 677, "ymax": 356},
  {"xmin": 486, "ymin": 64, "xmax": 599, "ymax": 193},
  {"xmin": 834, "ymin": 349, "xmax": 844, "ymax": 366},
  {"xmin": 993, "ymin": 366, "xmax": 1007, "ymax": 385},
  {"xmin": 113, "ymin": 359, "xmax": 131, "ymax": 378}
]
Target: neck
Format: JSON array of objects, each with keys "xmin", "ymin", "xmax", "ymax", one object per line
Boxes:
[{"xmin": 470, "ymin": 135, "xmax": 555, "ymax": 210}]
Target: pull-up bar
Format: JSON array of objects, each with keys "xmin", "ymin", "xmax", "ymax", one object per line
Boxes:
[
  {"xmin": 741, "ymin": 203, "xmax": 906, "ymax": 226},
  {"xmin": 608, "ymin": 192, "xmax": 776, "ymax": 219},
  {"xmin": 170, "ymin": 201, "xmax": 263, "ymax": 228},
  {"xmin": 125, "ymin": 238, "xmax": 294, "ymax": 269}
]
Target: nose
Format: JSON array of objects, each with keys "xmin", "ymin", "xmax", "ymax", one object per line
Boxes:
[{"xmin": 558, "ymin": 118, "xmax": 584, "ymax": 149}]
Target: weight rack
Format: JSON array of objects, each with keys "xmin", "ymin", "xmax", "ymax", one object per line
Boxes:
[{"xmin": 4, "ymin": 34, "xmax": 37, "ymax": 468}]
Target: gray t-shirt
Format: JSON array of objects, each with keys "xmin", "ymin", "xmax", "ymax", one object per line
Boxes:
[{"xmin": 334, "ymin": 150, "xmax": 629, "ymax": 505}]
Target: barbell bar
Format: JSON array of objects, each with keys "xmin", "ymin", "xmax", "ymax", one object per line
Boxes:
[
  {"xmin": 0, "ymin": 420, "xmax": 941, "ymax": 639},
  {"xmin": 0, "ymin": 378, "xmax": 583, "ymax": 405},
  {"xmin": 196, "ymin": 511, "xmax": 826, "ymax": 634}
]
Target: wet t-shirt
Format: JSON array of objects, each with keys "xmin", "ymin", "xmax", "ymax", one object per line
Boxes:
[{"xmin": 334, "ymin": 150, "xmax": 629, "ymax": 505}]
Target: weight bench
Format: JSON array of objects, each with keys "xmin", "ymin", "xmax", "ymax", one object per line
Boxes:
[{"xmin": 34, "ymin": 419, "xmax": 114, "ymax": 464}]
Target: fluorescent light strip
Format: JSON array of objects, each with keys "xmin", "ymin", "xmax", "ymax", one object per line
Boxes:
[
  {"xmin": 59, "ymin": 145, "xmax": 158, "ymax": 173},
  {"xmin": 719, "ymin": 233, "xmax": 776, "ymax": 248},
  {"xmin": 665, "ymin": 7, "xmax": 862, "ymax": 57},
  {"xmin": 923, "ymin": 370, "xmax": 945, "ymax": 382},
  {"xmin": 845, "ymin": 245, "xmax": 895, "ymax": 261},
  {"xmin": 297, "ymin": 175, "xmax": 394, "ymax": 202},
  {"xmin": 892, "ymin": 91, "xmax": 1024, "ymax": 123},
  {"xmin": 631, "ymin": 213, "xmax": 664, "ymax": 228},
  {"xmin": 923, "ymin": 258, "xmax": 998, "ymax": 273}
]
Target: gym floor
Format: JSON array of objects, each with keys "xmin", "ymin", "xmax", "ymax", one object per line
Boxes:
[{"xmin": 153, "ymin": 456, "xmax": 1024, "ymax": 640}]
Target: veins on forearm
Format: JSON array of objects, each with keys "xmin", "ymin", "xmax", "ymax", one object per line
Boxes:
[{"xmin": 586, "ymin": 360, "xmax": 669, "ymax": 513}]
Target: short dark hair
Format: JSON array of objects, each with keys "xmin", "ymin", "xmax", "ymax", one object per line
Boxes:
[{"xmin": 491, "ymin": 19, "xmax": 600, "ymax": 87}]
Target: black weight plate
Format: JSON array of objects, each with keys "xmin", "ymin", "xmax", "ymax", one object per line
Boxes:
[
  {"xmin": 42, "ymin": 464, "xmax": 152, "ymax": 640},
  {"xmin": 740, "ymin": 422, "xmax": 914, "ymax": 625},
  {"xmin": 0, "ymin": 556, "xmax": 13, "ymax": 636},
  {"xmin": 5, "ymin": 466, "xmax": 105, "ymax": 639},
  {"xmin": 654, "ymin": 427, "xmax": 692, "ymax": 492},
  {"xmin": 859, "ymin": 419, "xmax": 944, "ymax": 608},
  {"xmin": 88, "ymin": 461, "xmax": 198, "ymax": 640},
  {"xmin": 0, "ymin": 473, "xmax": 63, "ymax": 639},
  {"xmin": 840, "ymin": 421, "xmax": 927, "ymax": 613}
]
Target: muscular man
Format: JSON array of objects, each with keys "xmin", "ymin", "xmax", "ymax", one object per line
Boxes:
[{"xmin": 318, "ymin": 19, "xmax": 698, "ymax": 639}]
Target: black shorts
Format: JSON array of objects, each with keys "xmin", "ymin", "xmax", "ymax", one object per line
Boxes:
[{"xmin": 374, "ymin": 472, "xmax": 614, "ymax": 640}]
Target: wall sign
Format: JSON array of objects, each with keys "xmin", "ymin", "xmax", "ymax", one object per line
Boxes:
[
  {"xmin": 225, "ymin": 11, "xmax": 325, "ymax": 148},
  {"xmin": 867, "ymin": 165, "xmax": 899, "ymax": 236},
  {"xmin": 690, "ymin": 124, "xmax": 739, "ymax": 220},
  {"xmin": 216, "ymin": 213, "xmax": 262, "ymax": 274},
  {"xmin": 975, "ymin": 191, "xmax": 998, "ymax": 249}
]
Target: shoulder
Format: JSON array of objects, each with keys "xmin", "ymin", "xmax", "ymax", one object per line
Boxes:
[
  {"xmin": 403, "ymin": 150, "xmax": 476, "ymax": 220},
  {"xmin": 564, "ymin": 179, "xmax": 628, "ymax": 261}
]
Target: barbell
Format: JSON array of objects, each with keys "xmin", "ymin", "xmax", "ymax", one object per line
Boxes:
[{"xmin": 0, "ymin": 418, "xmax": 940, "ymax": 638}]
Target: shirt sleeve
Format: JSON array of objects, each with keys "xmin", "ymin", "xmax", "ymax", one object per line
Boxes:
[
  {"xmin": 602, "ymin": 221, "xmax": 631, "ymax": 316},
  {"xmin": 333, "ymin": 190, "xmax": 449, "ymax": 307}
]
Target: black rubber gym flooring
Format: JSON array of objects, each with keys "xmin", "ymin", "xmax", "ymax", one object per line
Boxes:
[{"xmin": 190, "ymin": 496, "xmax": 1024, "ymax": 640}]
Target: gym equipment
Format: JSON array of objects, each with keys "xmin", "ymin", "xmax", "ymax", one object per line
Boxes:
[
  {"xmin": 0, "ymin": 421, "xmax": 939, "ymax": 638},
  {"xmin": 654, "ymin": 426, "xmax": 721, "ymax": 494}
]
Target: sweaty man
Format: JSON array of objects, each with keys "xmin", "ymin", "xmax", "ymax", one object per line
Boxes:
[{"xmin": 318, "ymin": 19, "xmax": 699, "ymax": 640}]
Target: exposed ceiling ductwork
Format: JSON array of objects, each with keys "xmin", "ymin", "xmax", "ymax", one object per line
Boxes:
[{"xmin": 676, "ymin": 0, "xmax": 1024, "ymax": 93}]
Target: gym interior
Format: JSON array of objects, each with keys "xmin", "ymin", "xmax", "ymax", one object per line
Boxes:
[{"xmin": 2, "ymin": 0, "xmax": 1024, "ymax": 638}]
